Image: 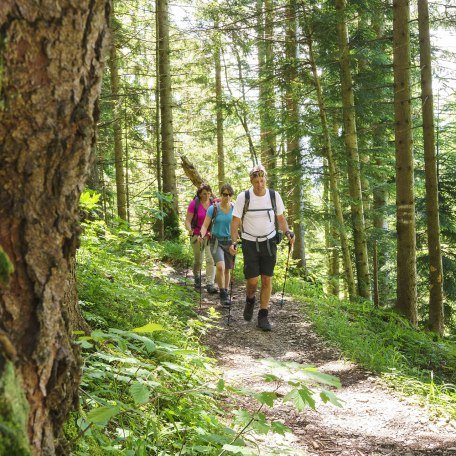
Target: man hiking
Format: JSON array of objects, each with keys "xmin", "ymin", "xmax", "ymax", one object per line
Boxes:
[{"xmin": 229, "ymin": 164, "xmax": 295, "ymax": 331}]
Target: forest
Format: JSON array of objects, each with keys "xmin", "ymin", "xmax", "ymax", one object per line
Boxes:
[{"xmin": 0, "ymin": 0, "xmax": 455, "ymax": 454}]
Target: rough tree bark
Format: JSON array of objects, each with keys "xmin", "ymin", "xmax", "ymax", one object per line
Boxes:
[
  {"xmin": 418, "ymin": 0, "xmax": 444, "ymax": 335},
  {"xmin": 393, "ymin": 0, "xmax": 417, "ymax": 325},
  {"xmin": 181, "ymin": 155, "xmax": 204, "ymax": 188},
  {"xmin": 0, "ymin": 1, "xmax": 110, "ymax": 454}
]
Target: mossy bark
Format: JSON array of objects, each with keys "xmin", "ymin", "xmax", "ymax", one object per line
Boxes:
[{"xmin": 0, "ymin": 360, "xmax": 30, "ymax": 455}]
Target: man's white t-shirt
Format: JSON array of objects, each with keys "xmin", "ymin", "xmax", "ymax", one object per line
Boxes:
[{"xmin": 232, "ymin": 188, "xmax": 285, "ymax": 241}]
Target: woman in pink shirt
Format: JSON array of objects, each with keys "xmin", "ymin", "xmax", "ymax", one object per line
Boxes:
[{"xmin": 184, "ymin": 183, "xmax": 217, "ymax": 293}]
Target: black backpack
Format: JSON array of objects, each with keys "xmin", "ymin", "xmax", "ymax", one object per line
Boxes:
[
  {"xmin": 208, "ymin": 200, "xmax": 234, "ymax": 232},
  {"xmin": 190, "ymin": 195, "xmax": 214, "ymax": 230}
]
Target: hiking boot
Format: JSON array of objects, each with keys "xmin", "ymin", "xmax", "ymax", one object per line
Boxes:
[
  {"xmin": 243, "ymin": 296, "xmax": 256, "ymax": 321},
  {"xmin": 219, "ymin": 288, "xmax": 231, "ymax": 307},
  {"xmin": 257, "ymin": 309, "xmax": 272, "ymax": 331},
  {"xmin": 206, "ymin": 284, "xmax": 218, "ymax": 294},
  {"xmin": 194, "ymin": 277, "xmax": 201, "ymax": 290}
]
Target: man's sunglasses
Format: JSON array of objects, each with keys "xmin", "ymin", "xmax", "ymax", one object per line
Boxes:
[
  {"xmin": 250, "ymin": 171, "xmax": 265, "ymax": 178},
  {"xmin": 221, "ymin": 192, "xmax": 232, "ymax": 197}
]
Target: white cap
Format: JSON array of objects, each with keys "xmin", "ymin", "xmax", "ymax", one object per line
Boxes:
[{"xmin": 249, "ymin": 163, "xmax": 267, "ymax": 177}]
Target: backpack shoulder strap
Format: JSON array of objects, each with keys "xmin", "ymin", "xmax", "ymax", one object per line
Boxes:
[
  {"xmin": 207, "ymin": 202, "xmax": 219, "ymax": 232},
  {"xmin": 212, "ymin": 202, "xmax": 220, "ymax": 221},
  {"xmin": 269, "ymin": 189, "xmax": 276, "ymax": 214},
  {"xmin": 242, "ymin": 190, "xmax": 250, "ymax": 220},
  {"xmin": 269, "ymin": 189, "xmax": 279, "ymax": 229},
  {"xmin": 191, "ymin": 196, "xmax": 200, "ymax": 229}
]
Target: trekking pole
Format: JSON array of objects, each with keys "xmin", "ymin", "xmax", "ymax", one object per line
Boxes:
[
  {"xmin": 280, "ymin": 241, "xmax": 292, "ymax": 308},
  {"xmin": 227, "ymin": 247, "xmax": 237, "ymax": 326},
  {"xmin": 199, "ymin": 239, "xmax": 204, "ymax": 310},
  {"xmin": 184, "ymin": 233, "xmax": 192, "ymax": 286}
]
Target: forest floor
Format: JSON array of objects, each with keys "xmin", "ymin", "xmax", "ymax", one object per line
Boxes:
[{"xmin": 192, "ymin": 279, "xmax": 456, "ymax": 456}]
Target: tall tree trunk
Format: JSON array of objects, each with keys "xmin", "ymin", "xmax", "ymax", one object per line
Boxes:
[
  {"xmin": 125, "ymin": 111, "xmax": 130, "ymax": 223},
  {"xmin": 109, "ymin": 12, "xmax": 128, "ymax": 221},
  {"xmin": 215, "ymin": 22, "xmax": 225, "ymax": 192},
  {"xmin": 393, "ymin": 0, "xmax": 417, "ymax": 325},
  {"xmin": 304, "ymin": 17, "xmax": 357, "ymax": 300},
  {"xmin": 0, "ymin": 2, "xmax": 109, "ymax": 453},
  {"xmin": 257, "ymin": 0, "xmax": 276, "ymax": 183},
  {"xmin": 285, "ymin": 0, "xmax": 306, "ymax": 269},
  {"xmin": 324, "ymin": 161, "xmax": 340, "ymax": 296},
  {"xmin": 155, "ymin": 8, "xmax": 164, "ymax": 240},
  {"xmin": 224, "ymin": 42, "xmax": 258, "ymax": 164},
  {"xmin": 86, "ymin": 140, "xmax": 101, "ymax": 191},
  {"xmin": 157, "ymin": 0, "xmax": 179, "ymax": 238},
  {"xmin": 418, "ymin": 0, "xmax": 444, "ymax": 335},
  {"xmin": 372, "ymin": 10, "xmax": 389, "ymax": 305},
  {"xmin": 372, "ymin": 129, "xmax": 389, "ymax": 304},
  {"xmin": 335, "ymin": 0, "xmax": 371, "ymax": 300}
]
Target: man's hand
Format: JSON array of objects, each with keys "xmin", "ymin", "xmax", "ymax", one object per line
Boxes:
[{"xmin": 286, "ymin": 230, "xmax": 295, "ymax": 246}]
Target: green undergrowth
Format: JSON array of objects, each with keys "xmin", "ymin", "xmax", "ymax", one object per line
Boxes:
[
  {"xmin": 69, "ymin": 220, "xmax": 237, "ymax": 454},
  {"xmin": 285, "ymin": 275, "xmax": 456, "ymax": 422},
  {"xmin": 68, "ymin": 222, "xmax": 342, "ymax": 455}
]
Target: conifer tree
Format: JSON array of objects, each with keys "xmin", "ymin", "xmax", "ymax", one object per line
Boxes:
[
  {"xmin": 335, "ymin": 0, "xmax": 371, "ymax": 300},
  {"xmin": 109, "ymin": 9, "xmax": 128, "ymax": 221},
  {"xmin": 418, "ymin": 0, "xmax": 444, "ymax": 335},
  {"xmin": 393, "ymin": 0, "xmax": 417, "ymax": 325},
  {"xmin": 157, "ymin": 0, "xmax": 180, "ymax": 237},
  {"xmin": 0, "ymin": 1, "xmax": 109, "ymax": 452}
]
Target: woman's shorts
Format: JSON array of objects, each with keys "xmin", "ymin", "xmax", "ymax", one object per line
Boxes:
[{"xmin": 210, "ymin": 238, "xmax": 234, "ymax": 269}]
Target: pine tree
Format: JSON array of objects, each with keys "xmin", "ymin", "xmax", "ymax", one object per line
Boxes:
[{"xmin": 393, "ymin": 0, "xmax": 417, "ymax": 325}]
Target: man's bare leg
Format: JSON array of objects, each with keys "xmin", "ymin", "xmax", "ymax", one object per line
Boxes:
[
  {"xmin": 246, "ymin": 277, "xmax": 258, "ymax": 299},
  {"xmin": 259, "ymin": 275, "xmax": 272, "ymax": 309}
]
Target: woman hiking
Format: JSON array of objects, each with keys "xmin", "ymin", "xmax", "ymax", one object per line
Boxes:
[
  {"xmin": 184, "ymin": 183, "xmax": 217, "ymax": 294},
  {"xmin": 199, "ymin": 184, "xmax": 235, "ymax": 307}
]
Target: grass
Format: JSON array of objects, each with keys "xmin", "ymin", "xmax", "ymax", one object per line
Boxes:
[
  {"xmin": 70, "ymin": 225, "xmax": 342, "ymax": 454},
  {"xmin": 70, "ymin": 222, "xmax": 455, "ymax": 453},
  {"xmin": 69, "ymin": 221, "xmax": 238, "ymax": 454},
  {"xmin": 283, "ymin": 272, "xmax": 456, "ymax": 422}
]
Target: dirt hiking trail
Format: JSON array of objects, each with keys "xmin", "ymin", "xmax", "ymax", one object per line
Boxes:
[{"xmin": 194, "ymin": 280, "xmax": 456, "ymax": 456}]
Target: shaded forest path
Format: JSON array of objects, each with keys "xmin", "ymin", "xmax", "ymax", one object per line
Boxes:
[{"xmin": 193, "ymin": 280, "xmax": 456, "ymax": 456}]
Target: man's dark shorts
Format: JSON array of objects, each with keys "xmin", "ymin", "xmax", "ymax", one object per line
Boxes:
[{"xmin": 242, "ymin": 238, "xmax": 277, "ymax": 279}]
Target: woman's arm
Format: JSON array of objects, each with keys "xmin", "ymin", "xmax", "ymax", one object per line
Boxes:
[
  {"xmin": 199, "ymin": 215, "xmax": 212, "ymax": 238},
  {"xmin": 185, "ymin": 211, "xmax": 194, "ymax": 235}
]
